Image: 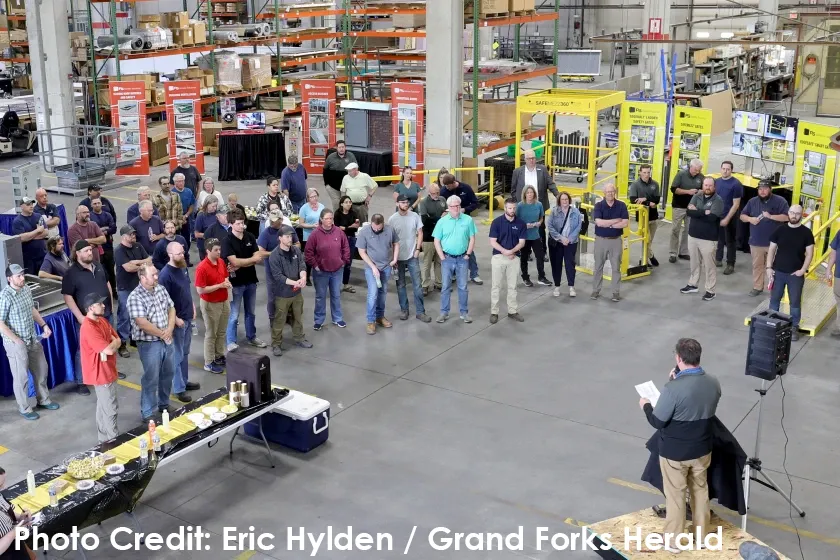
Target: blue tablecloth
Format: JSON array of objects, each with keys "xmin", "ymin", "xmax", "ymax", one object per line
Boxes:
[
  {"xmin": 0, "ymin": 204, "xmax": 70, "ymax": 254},
  {"xmin": 0, "ymin": 307, "xmax": 78, "ymax": 398}
]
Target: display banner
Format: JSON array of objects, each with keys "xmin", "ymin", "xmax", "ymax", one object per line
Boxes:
[
  {"xmin": 617, "ymin": 101, "xmax": 667, "ymax": 199},
  {"xmin": 793, "ymin": 121, "xmax": 837, "ymax": 220},
  {"xmin": 666, "ymin": 106, "xmax": 712, "ymax": 220},
  {"xmin": 164, "ymin": 80, "xmax": 205, "ymax": 174},
  {"xmin": 110, "ymin": 81, "xmax": 149, "ymax": 176},
  {"xmin": 391, "ymin": 82, "xmax": 424, "ymax": 181},
  {"xmin": 301, "ymin": 79, "xmax": 336, "ymax": 173}
]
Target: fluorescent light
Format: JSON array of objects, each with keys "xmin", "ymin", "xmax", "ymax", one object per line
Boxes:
[
  {"xmin": 720, "ymin": 31, "xmax": 734, "ymax": 38},
  {"xmin": 696, "ymin": 31, "xmax": 710, "ymax": 38}
]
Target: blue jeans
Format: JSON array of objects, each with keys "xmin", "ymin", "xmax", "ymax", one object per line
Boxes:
[
  {"xmin": 469, "ymin": 252, "xmax": 479, "ymax": 279},
  {"xmin": 396, "ymin": 257, "xmax": 425, "ymax": 315},
  {"xmin": 171, "ymin": 320, "xmax": 192, "ymax": 394},
  {"xmin": 364, "ymin": 266, "xmax": 392, "ymax": 323},
  {"xmin": 769, "ymin": 271, "xmax": 804, "ymax": 328},
  {"xmin": 117, "ymin": 290, "xmax": 131, "ymax": 343},
  {"xmin": 313, "ymin": 268, "xmax": 343, "ymax": 325},
  {"xmin": 137, "ymin": 340, "xmax": 177, "ymax": 419},
  {"xmin": 227, "ymin": 283, "xmax": 257, "ymax": 345},
  {"xmin": 440, "ymin": 255, "xmax": 469, "ymax": 316}
]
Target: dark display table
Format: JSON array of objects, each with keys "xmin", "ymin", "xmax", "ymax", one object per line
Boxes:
[
  {"xmin": 348, "ymin": 147, "xmax": 393, "ymax": 180},
  {"xmin": 218, "ymin": 132, "xmax": 286, "ymax": 181}
]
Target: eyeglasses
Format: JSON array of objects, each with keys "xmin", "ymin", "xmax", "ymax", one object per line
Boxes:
[{"xmin": 448, "ymin": 204, "xmax": 460, "ymax": 208}]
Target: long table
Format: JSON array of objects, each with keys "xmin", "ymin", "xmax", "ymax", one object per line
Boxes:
[{"xmin": 1, "ymin": 387, "xmax": 290, "ymax": 541}]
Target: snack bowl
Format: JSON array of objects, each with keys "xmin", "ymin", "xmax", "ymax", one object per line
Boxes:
[
  {"xmin": 76, "ymin": 480, "xmax": 94, "ymax": 491},
  {"xmin": 196, "ymin": 418, "xmax": 213, "ymax": 430},
  {"xmin": 221, "ymin": 404, "xmax": 238, "ymax": 414},
  {"xmin": 187, "ymin": 413, "xmax": 205, "ymax": 425},
  {"xmin": 202, "ymin": 406, "xmax": 219, "ymax": 416},
  {"xmin": 106, "ymin": 464, "xmax": 125, "ymax": 475},
  {"xmin": 63, "ymin": 451, "xmax": 104, "ymax": 480},
  {"xmin": 210, "ymin": 412, "xmax": 227, "ymax": 422}
]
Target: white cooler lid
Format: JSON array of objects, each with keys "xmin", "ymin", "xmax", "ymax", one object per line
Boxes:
[{"xmin": 274, "ymin": 390, "xmax": 330, "ymax": 421}]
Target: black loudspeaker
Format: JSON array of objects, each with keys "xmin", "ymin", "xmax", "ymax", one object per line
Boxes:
[
  {"xmin": 745, "ymin": 310, "xmax": 792, "ymax": 381},
  {"xmin": 225, "ymin": 348, "xmax": 272, "ymax": 404}
]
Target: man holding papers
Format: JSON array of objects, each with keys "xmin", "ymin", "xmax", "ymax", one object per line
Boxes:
[{"xmin": 638, "ymin": 338, "xmax": 721, "ymax": 552}]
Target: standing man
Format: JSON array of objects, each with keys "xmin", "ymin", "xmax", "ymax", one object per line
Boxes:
[
  {"xmin": 511, "ymin": 149, "xmax": 559, "ymax": 255},
  {"xmin": 62, "ymin": 240, "xmax": 116, "ymax": 394},
  {"xmin": 128, "ymin": 263, "xmax": 177, "ymax": 420},
  {"xmin": 81, "ymin": 185, "xmax": 117, "ymax": 225},
  {"xmin": 640, "ymin": 338, "xmax": 721, "ymax": 552},
  {"xmin": 357, "ymin": 214, "xmax": 400, "ymax": 335},
  {"xmin": 0, "ymin": 264, "xmax": 58, "ymax": 420},
  {"xmin": 114, "ymin": 225, "xmax": 149, "ymax": 357},
  {"xmin": 268, "ymin": 225, "xmax": 313, "ymax": 355},
  {"xmin": 159, "ymin": 241, "xmax": 199, "ymax": 401},
  {"xmin": 681, "ymin": 177, "xmax": 724, "ymax": 301},
  {"xmin": 767, "ymin": 205, "xmax": 813, "ymax": 341},
  {"xmin": 68, "ymin": 205, "xmax": 106, "ymax": 263},
  {"xmin": 628, "ymin": 164, "xmax": 661, "ymax": 266},
  {"xmin": 488, "ymin": 198, "xmax": 527, "ymax": 324},
  {"xmin": 130, "ymin": 201, "xmax": 165, "ymax": 255},
  {"xmin": 418, "ymin": 183, "xmax": 447, "ymax": 294},
  {"xmin": 388, "ymin": 195, "xmax": 429, "ymax": 323},
  {"xmin": 258, "ymin": 208, "xmax": 299, "ymax": 328},
  {"xmin": 281, "ymin": 154, "xmax": 308, "ymax": 212},
  {"xmin": 152, "ymin": 220, "xmax": 187, "ymax": 271},
  {"xmin": 669, "ymin": 159, "xmax": 704, "ymax": 263},
  {"xmin": 340, "ymin": 162, "xmax": 378, "ymax": 223},
  {"xmin": 323, "ymin": 140, "xmax": 357, "ymax": 210},
  {"xmin": 126, "ymin": 186, "xmax": 159, "ymax": 223},
  {"xmin": 591, "ymin": 184, "xmax": 629, "ymax": 302},
  {"xmin": 79, "ymin": 293, "xmax": 120, "ymax": 442},
  {"xmin": 32, "ymin": 188, "xmax": 61, "ymax": 238},
  {"xmin": 195, "ymin": 238, "xmax": 231, "ymax": 374},
  {"xmin": 714, "ymin": 161, "xmax": 743, "ymax": 275},
  {"xmin": 433, "ymin": 195, "xmax": 477, "ymax": 324},
  {"xmin": 439, "ymin": 173, "xmax": 483, "ymax": 284},
  {"xmin": 172, "ymin": 173, "xmax": 196, "ymax": 266},
  {"xmin": 13, "ymin": 197, "xmax": 48, "ymax": 275},
  {"xmin": 740, "ymin": 180, "xmax": 790, "ymax": 297},
  {"xmin": 90, "ymin": 197, "xmax": 117, "ymax": 298},
  {"xmin": 152, "ymin": 175, "xmax": 184, "ymax": 231},
  {"xmin": 170, "ymin": 152, "xmax": 202, "ymax": 195},
  {"xmin": 222, "ymin": 210, "xmax": 269, "ymax": 352}
]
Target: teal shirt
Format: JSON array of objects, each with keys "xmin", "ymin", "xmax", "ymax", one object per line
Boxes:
[
  {"xmin": 394, "ymin": 181, "xmax": 422, "ymax": 206},
  {"xmin": 516, "ymin": 202, "xmax": 544, "ymax": 240},
  {"xmin": 432, "ymin": 213, "xmax": 477, "ymax": 255}
]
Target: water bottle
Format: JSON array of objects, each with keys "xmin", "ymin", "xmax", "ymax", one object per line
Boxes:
[
  {"xmin": 139, "ymin": 437, "xmax": 148, "ymax": 461},
  {"xmin": 375, "ymin": 271, "xmax": 382, "ymax": 289},
  {"xmin": 191, "ymin": 322, "xmax": 198, "ymax": 336},
  {"xmin": 152, "ymin": 432, "xmax": 161, "ymax": 453},
  {"xmin": 49, "ymin": 483, "xmax": 57, "ymax": 507},
  {"xmin": 26, "ymin": 470, "xmax": 35, "ymax": 495}
]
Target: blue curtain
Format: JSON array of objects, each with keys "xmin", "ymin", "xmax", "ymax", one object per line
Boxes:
[
  {"xmin": 0, "ymin": 307, "xmax": 78, "ymax": 398},
  {"xmin": 0, "ymin": 204, "xmax": 70, "ymax": 255}
]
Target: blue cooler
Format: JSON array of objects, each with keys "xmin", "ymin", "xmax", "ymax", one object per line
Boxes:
[{"xmin": 245, "ymin": 390, "xmax": 330, "ymax": 452}]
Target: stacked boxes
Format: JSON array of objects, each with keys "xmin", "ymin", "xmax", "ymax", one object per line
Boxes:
[
  {"xmin": 176, "ymin": 66, "xmax": 215, "ymax": 95},
  {"xmin": 137, "ymin": 14, "xmax": 162, "ymax": 29},
  {"xmin": 69, "ymin": 32, "xmax": 89, "ymax": 61},
  {"xmin": 161, "ymin": 12, "xmax": 195, "ymax": 46},
  {"xmin": 508, "ymin": 0, "xmax": 534, "ymax": 11},
  {"xmin": 119, "ymin": 73, "xmax": 159, "ymax": 104},
  {"xmin": 240, "ymin": 54, "xmax": 271, "ymax": 89},
  {"xmin": 463, "ymin": 101, "xmax": 532, "ymax": 135}
]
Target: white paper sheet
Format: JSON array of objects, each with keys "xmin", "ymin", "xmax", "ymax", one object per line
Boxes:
[{"xmin": 635, "ymin": 381, "xmax": 660, "ymax": 407}]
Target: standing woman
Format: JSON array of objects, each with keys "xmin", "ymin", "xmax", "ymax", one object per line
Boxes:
[
  {"xmin": 196, "ymin": 176, "xmax": 224, "ymax": 209},
  {"xmin": 304, "ymin": 209, "xmax": 350, "ymax": 331},
  {"xmin": 298, "ymin": 188, "xmax": 325, "ymax": 286},
  {"xmin": 516, "ymin": 185, "xmax": 549, "ymax": 287},
  {"xmin": 194, "ymin": 195, "xmax": 219, "ymax": 262},
  {"xmin": 393, "ymin": 166, "xmax": 423, "ymax": 210},
  {"xmin": 334, "ymin": 195, "xmax": 360, "ymax": 293},
  {"xmin": 547, "ymin": 191, "xmax": 582, "ymax": 298}
]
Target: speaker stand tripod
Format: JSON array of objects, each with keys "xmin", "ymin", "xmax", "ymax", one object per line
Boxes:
[{"xmin": 741, "ymin": 379, "xmax": 806, "ymax": 531}]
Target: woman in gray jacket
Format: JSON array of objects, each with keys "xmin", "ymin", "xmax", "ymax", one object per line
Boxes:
[{"xmin": 547, "ymin": 192, "xmax": 582, "ymax": 297}]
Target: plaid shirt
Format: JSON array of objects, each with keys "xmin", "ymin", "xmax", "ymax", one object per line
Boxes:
[
  {"xmin": 126, "ymin": 283, "xmax": 174, "ymax": 342},
  {"xmin": 153, "ymin": 190, "xmax": 185, "ymax": 229},
  {"xmin": 0, "ymin": 284, "xmax": 36, "ymax": 345}
]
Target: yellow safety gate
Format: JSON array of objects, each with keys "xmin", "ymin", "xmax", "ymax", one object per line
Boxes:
[{"xmin": 575, "ymin": 201, "xmax": 652, "ymax": 282}]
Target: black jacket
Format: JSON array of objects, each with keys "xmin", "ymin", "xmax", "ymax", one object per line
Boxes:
[
  {"xmin": 268, "ymin": 245, "xmax": 305, "ymax": 299},
  {"xmin": 687, "ymin": 192, "xmax": 724, "ymax": 242}
]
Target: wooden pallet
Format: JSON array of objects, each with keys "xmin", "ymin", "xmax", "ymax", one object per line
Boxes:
[
  {"xmin": 511, "ymin": 9, "xmax": 536, "ymax": 16},
  {"xmin": 215, "ymin": 85, "xmax": 243, "ymax": 94}
]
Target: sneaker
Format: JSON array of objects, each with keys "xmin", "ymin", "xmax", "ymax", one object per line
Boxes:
[
  {"xmin": 118, "ymin": 372, "xmax": 126, "ymax": 380},
  {"xmin": 537, "ymin": 277, "xmax": 552, "ymax": 286},
  {"xmin": 174, "ymin": 392, "xmax": 192, "ymax": 403},
  {"xmin": 416, "ymin": 313, "xmax": 432, "ymax": 323},
  {"xmin": 678, "ymin": 254, "xmax": 690, "ymax": 261},
  {"xmin": 748, "ymin": 289, "xmax": 763, "ymax": 297},
  {"xmin": 204, "ymin": 363, "xmax": 224, "ymax": 374},
  {"xmin": 226, "ymin": 342, "xmax": 239, "ymax": 352},
  {"xmin": 791, "ymin": 330, "xmax": 801, "ymax": 342},
  {"xmin": 118, "ymin": 344, "xmax": 130, "ymax": 358},
  {"xmin": 611, "ymin": 293, "xmax": 621, "ymax": 302},
  {"xmin": 650, "ymin": 256, "xmax": 659, "ymax": 267},
  {"xmin": 36, "ymin": 402, "xmax": 59, "ymax": 411},
  {"xmin": 333, "ymin": 320, "xmax": 347, "ymax": 328},
  {"xmin": 680, "ymin": 285, "xmax": 699, "ymax": 294},
  {"xmin": 490, "ymin": 314, "xmax": 498, "ymax": 324},
  {"xmin": 590, "ymin": 291, "xmax": 600, "ymax": 300},
  {"xmin": 185, "ymin": 381, "xmax": 201, "ymax": 391},
  {"xmin": 508, "ymin": 313, "xmax": 524, "ymax": 322},
  {"xmin": 422, "ymin": 287, "xmax": 429, "ymax": 296},
  {"xmin": 247, "ymin": 337, "xmax": 267, "ymax": 348},
  {"xmin": 296, "ymin": 339, "xmax": 313, "ymax": 348},
  {"xmin": 313, "ymin": 324, "xmax": 323, "ymax": 331},
  {"xmin": 399, "ymin": 310, "xmax": 409, "ymax": 321},
  {"xmin": 522, "ymin": 278, "xmax": 534, "ymax": 287},
  {"xmin": 366, "ymin": 323, "xmax": 376, "ymax": 335},
  {"xmin": 77, "ymin": 384, "xmax": 90, "ymax": 396},
  {"xmin": 715, "ymin": 260, "xmax": 723, "ymax": 267},
  {"xmin": 471, "ymin": 276, "xmax": 483, "ymax": 285},
  {"xmin": 20, "ymin": 411, "xmax": 39, "ymax": 420},
  {"xmin": 724, "ymin": 264, "xmax": 735, "ymax": 275},
  {"xmin": 272, "ymin": 346, "xmax": 283, "ymax": 356},
  {"xmin": 569, "ymin": 287, "xmax": 576, "ymax": 297},
  {"xmin": 702, "ymin": 291, "xmax": 716, "ymax": 301},
  {"xmin": 214, "ymin": 356, "xmax": 226, "ymax": 366},
  {"xmin": 553, "ymin": 287, "xmax": 561, "ymax": 297},
  {"xmin": 376, "ymin": 317, "xmax": 393, "ymax": 328},
  {"xmin": 460, "ymin": 314, "xmax": 473, "ymax": 323},
  {"xmin": 436, "ymin": 314, "xmax": 448, "ymax": 323},
  {"xmin": 669, "ymin": 255, "xmax": 677, "ymax": 263},
  {"xmin": 434, "ymin": 284, "xmax": 442, "ymax": 291}
]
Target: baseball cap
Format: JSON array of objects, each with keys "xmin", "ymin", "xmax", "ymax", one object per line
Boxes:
[
  {"xmin": 20, "ymin": 197, "xmax": 34, "ymax": 205},
  {"xmin": 5, "ymin": 264, "xmax": 24, "ymax": 278},
  {"xmin": 345, "ymin": 162, "xmax": 359, "ymax": 171},
  {"xmin": 119, "ymin": 224, "xmax": 136, "ymax": 236},
  {"xmin": 268, "ymin": 209, "xmax": 283, "ymax": 222},
  {"xmin": 83, "ymin": 293, "xmax": 107, "ymax": 311},
  {"xmin": 74, "ymin": 239, "xmax": 91, "ymax": 252},
  {"xmin": 279, "ymin": 225, "xmax": 295, "ymax": 237},
  {"xmin": 217, "ymin": 204, "xmax": 230, "ymax": 215},
  {"xmin": 396, "ymin": 194, "xmax": 409, "ymax": 202},
  {"xmin": 87, "ymin": 184, "xmax": 102, "ymax": 192},
  {"xmin": 758, "ymin": 179, "xmax": 772, "ymax": 188}
]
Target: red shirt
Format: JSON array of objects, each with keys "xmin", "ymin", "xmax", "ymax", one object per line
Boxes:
[
  {"xmin": 80, "ymin": 316, "xmax": 118, "ymax": 386},
  {"xmin": 195, "ymin": 256, "xmax": 229, "ymax": 303}
]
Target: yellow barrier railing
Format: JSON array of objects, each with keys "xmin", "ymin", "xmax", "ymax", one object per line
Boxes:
[
  {"xmin": 807, "ymin": 210, "xmax": 840, "ymax": 277},
  {"xmin": 575, "ymin": 199, "xmax": 651, "ymax": 281}
]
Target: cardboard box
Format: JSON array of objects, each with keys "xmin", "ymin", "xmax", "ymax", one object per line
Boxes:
[
  {"xmin": 8, "ymin": 0, "xmax": 25, "ymax": 15},
  {"xmin": 9, "ymin": 29, "xmax": 26, "ymax": 42},
  {"xmin": 0, "ymin": 31, "xmax": 9, "ymax": 49},
  {"xmin": 240, "ymin": 54, "xmax": 271, "ymax": 89},
  {"xmin": 148, "ymin": 123, "xmax": 169, "ymax": 166},
  {"xmin": 163, "ymin": 11, "xmax": 190, "ymax": 29},
  {"xmin": 152, "ymin": 83, "xmax": 166, "ymax": 104},
  {"xmin": 69, "ymin": 32, "xmax": 89, "ymax": 48},
  {"xmin": 202, "ymin": 70, "xmax": 214, "ymax": 88},
  {"xmin": 478, "ymin": 0, "xmax": 507, "ymax": 15},
  {"xmin": 172, "ymin": 28, "xmax": 195, "ymax": 46},
  {"xmin": 0, "ymin": 15, "xmax": 8, "ymax": 29},
  {"xmin": 508, "ymin": 0, "xmax": 534, "ymax": 11},
  {"xmin": 226, "ymin": 3, "xmax": 239, "ymax": 12},
  {"xmin": 202, "ymin": 122, "xmax": 223, "ymax": 148},
  {"xmin": 392, "ymin": 13, "xmax": 425, "ymax": 28},
  {"xmin": 190, "ymin": 21, "xmax": 207, "ymax": 44},
  {"xmin": 463, "ymin": 101, "xmax": 532, "ymax": 135},
  {"xmin": 138, "ymin": 14, "xmax": 161, "ymax": 23},
  {"xmin": 121, "ymin": 73, "xmax": 159, "ymax": 87}
]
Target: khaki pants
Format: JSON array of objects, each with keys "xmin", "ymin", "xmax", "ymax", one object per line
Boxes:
[
  {"xmin": 271, "ymin": 292, "xmax": 305, "ymax": 347},
  {"xmin": 200, "ymin": 299, "xmax": 230, "ymax": 365},
  {"xmin": 326, "ymin": 187, "xmax": 342, "ymax": 211},
  {"xmin": 3, "ymin": 339, "xmax": 51, "ymax": 414},
  {"xmin": 750, "ymin": 245, "xmax": 769, "ymax": 291},
  {"xmin": 593, "ymin": 236, "xmax": 622, "ymax": 295},
  {"xmin": 660, "ymin": 452, "xmax": 712, "ymax": 540},
  {"xmin": 669, "ymin": 208, "xmax": 690, "ymax": 257},
  {"xmin": 490, "ymin": 254, "xmax": 519, "ymax": 315},
  {"xmin": 648, "ymin": 219, "xmax": 659, "ymax": 258},
  {"xmin": 833, "ymin": 281, "xmax": 840, "ymax": 331},
  {"xmin": 421, "ymin": 241, "xmax": 442, "ymax": 289},
  {"xmin": 94, "ymin": 382, "xmax": 118, "ymax": 443},
  {"xmin": 688, "ymin": 236, "xmax": 717, "ymax": 293}
]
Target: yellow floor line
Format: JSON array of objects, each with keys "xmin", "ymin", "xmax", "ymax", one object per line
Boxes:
[
  {"xmin": 117, "ymin": 378, "xmax": 187, "ymax": 403},
  {"xmin": 564, "ymin": 517, "xmax": 588, "ymax": 528},
  {"xmin": 606, "ymin": 477, "xmax": 840, "ymax": 547},
  {"xmin": 0, "ymin": 444, "xmax": 8, "ymax": 455},
  {"xmin": 233, "ymin": 551, "xmax": 255, "ymax": 560}
]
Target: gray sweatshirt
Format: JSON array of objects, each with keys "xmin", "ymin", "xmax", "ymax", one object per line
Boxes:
[{"xmin": 268, "ymin": 245, "xmax": 306, "ymax": 299}]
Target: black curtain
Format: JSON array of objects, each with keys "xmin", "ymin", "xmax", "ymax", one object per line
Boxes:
[{"xmin": 219, "ymin": 133, "xmax": 286, "ymax": 181}]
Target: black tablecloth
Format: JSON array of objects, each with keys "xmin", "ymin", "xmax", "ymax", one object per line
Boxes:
[
  {"xmin": 352, "ymin": 147, "xmax": 393, "ymax": 180},
  {"xmin": 218, "ymin": 132, "xmax": 286, "ymax": 181}
]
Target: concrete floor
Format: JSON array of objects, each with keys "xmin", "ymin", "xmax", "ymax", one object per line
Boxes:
[{"xmin": 0, "ymin": 124, "xmax": 838, "ymax": 560}]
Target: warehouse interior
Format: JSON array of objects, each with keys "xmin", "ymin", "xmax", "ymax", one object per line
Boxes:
[{"xmin": 0, "ymin": 0, "xmax": 838, "ymax": 559}]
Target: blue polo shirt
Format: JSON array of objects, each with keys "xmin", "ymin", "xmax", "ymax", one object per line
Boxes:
[
  {"xmin": 714, "ymin": 176, "xmax": 744, "ymax": 215},
  {"xmin": 740, "ymin": 194, "xmax": 789, "ymax": 247},
  {"xmin": 831, "ymin": 232, "xmax": 840, "ymax": 278},
  {"xmin": 592, "ymin": 199, "xmax": 628, "ymax": 238},
  {"xmin": 158, "ymin": 263, "xmax": 193, "ymax": 321},
  {"xmin": 12, "ymin": 213, "xmax": 46, "ymax": 267},
  {"xmin": 432, "ymin": 213, "xmax": 477, "ymax": 256},
  {"xmin": 489, "ymin": 215, "xmax": 527, "ymax": 254},
  {"xmin": 174, "ymin": 186, "xmax": 196, "ymax": 215}
]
